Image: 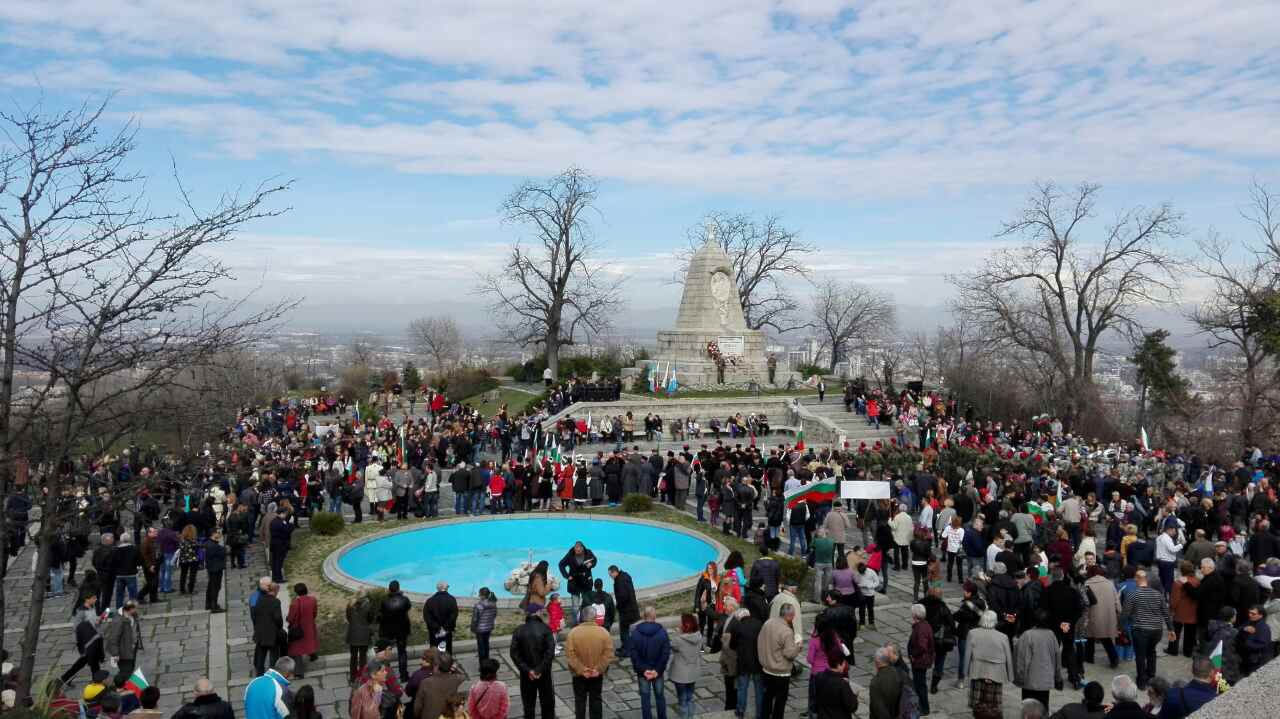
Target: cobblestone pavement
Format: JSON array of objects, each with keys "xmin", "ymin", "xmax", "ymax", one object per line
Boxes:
[{"xmin": 7, "ymin": 485, "xmax": 1190, "ymax": 718}]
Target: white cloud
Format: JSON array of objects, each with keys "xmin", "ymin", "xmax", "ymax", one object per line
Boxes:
[{"xmin": 2, "ymin": 1, "xmax": 1276, "ymax": 199}]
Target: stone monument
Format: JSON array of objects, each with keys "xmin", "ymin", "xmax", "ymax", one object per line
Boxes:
[{"xmin": 642, "ymin": 227, "xmax": 772, "ymax": 388}]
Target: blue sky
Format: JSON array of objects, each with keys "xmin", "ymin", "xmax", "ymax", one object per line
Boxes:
[{"xmin": 2, "ymin": 1, "xmax": 1278, "ymax": 336}]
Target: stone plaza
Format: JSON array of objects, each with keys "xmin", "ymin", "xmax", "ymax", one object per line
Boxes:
[{"xmin": 5, "ymin": 474, "xmax": 1192, "ymax": 719}]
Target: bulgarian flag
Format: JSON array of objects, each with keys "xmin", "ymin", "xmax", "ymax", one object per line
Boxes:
[
  {"xmin": 1211, "ymin": 640, "xmax": 1223, "ymax": 669},
  {"xmin": 122, "ymin": 667, "xmax": 149, "ymax": 698},
  {"xmin": 784, "ymin": 476, "xmax": 838, "ymax": 509},
  {"xmin": 1027, "ymin": 502, "xmax": 1047, "ymax": 524},
  {"xmin": 795, "ymin": 429, "xmax": 805, "ymax": 451}
]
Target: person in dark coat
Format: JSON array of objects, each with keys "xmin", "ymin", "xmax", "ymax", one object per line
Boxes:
[
  {"xmin": 558, "ymin": 541, "xmax": 598, "ymax": 626},
  {"xmin": 346, "ymin": 592, "xmax": 376, "ymax": 681},
  {"xmin": 1189, "ymin": 558, "xmax": 1228, "ymax": 640},
  {"xmin": 1044, "ymin": 567, "xmax": 1084, "ymax": 688},
  {"xmin": 510, "ymin": 610, "xmax": 556, "ymax": 719},
  {"xmin": 728, "ymin": 612, "xmax": 764, "ymax": 709},
  {"xmin": 59, "ymin": 593, "xmax": 105, "ymax": 685},
  {"xmin": 379, "ymin": 580, "xmax": 412, "ymax": 681},
  {"xmin": 252, "ymin": 583, "xmax": 284, "ymax": 676},
  {"xmin": 203, "ymin": 531, "xmax": 227, "ymax": 612},
  {"xmin": 743, "ymin": 577, "xmax": 770, "ymax": 622},
  {"xmin": 171, "ymin": 678, "xmax": 236, "ymax": 719},
  {"xmin": 268, "ymin": 509, "xmax": 295, "ymax": 584},
  {"xmin": 610, "ymin": 565, "xmax": 640, "ymax": 655},
  {"xmin": 816, "ymin": 652, "xmax": 859, "ymax": 719},
  {"xmin": 423, "ymin": 581, "xmax": 459, "ymax": 657}
]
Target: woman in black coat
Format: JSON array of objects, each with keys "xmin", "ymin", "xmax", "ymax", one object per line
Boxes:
[{"xmin": 345, "ymin": 593, "xmax": 375, "ymax": 681}]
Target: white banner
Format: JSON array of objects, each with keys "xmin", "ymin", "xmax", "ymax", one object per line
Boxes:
[
  {"xmin": 840, "ymin": 480, "xmax": 891, "ymax": 499},
  {"xmin": 314, "ymin": 424, "xmax": 338, "ymax": 438}
]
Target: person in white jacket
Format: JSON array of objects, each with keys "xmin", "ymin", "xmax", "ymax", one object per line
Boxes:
[{"xmin": 363, "ymin": 460, "xmax": 390, "ymax": 520}]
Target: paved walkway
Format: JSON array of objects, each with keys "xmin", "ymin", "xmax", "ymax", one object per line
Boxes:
[{"xmin": 6, "ymin": 477, "xmax": 1191, "ymax": 718}]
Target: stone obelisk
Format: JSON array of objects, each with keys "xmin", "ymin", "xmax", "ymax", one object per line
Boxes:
[{"xmin": 646, "ymin": 226, "xmax": 770, "ymax": 387}]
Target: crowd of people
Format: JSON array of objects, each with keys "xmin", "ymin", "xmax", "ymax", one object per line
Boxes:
[{"xmin": 7, "ymin": 373, "xmax": 1280, "ymax": 719}]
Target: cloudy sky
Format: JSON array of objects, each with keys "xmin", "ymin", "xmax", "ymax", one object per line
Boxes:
[{"xmin": 2, "ymin": 1, "xmax": 1278, "ymax": 336}]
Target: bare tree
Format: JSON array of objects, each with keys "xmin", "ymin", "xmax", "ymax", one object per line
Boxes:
[
  {"xmin": 950, "ymin": 181, "xmax": 1184, "ymax": 429},
  {"xmin": 1190, "ymin": 181, "xmax": 1279, "ymax": 446},
  {"xmin": 476, "ymin": 168, "xmax": 624, "ymax": 380},
  {"xmin": 0, "ymin": 98, "xmax": 293, "ymax": 698},
  {"xmin": 346, "ymin": 335, "xmax": 380, "ymax": 367},
  {"xmin": 905, "ymin": 330, "xmax": 936, "ymax": 386},
  {"xmin": 408, "ymin": 316, "xmax": 462, "ymax": 373},
  {"xmin": 810, "ymin": 279, "xmax": 896, "ymax": 372},
  {"xmin": 683, "ymin": 213, "xmax": 815, "ymax": 333}
]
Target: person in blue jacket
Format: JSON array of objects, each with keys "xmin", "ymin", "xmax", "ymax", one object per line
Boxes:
[
  {"xmin": 244, "ymin": 656, "xmax": 294, "ymax": 719},
  {"xmin": 628, "ymin": 606, "xmax": 672, "ymax": 719},
  {"xmin": 1156, "ymin": 656, "xmax": 1218, "ymax": 719}
]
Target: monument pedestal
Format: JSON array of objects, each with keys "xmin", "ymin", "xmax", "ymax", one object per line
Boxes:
[{"xmin": 654, "ymin": 329, "xmax": 771, "ymax": 388}]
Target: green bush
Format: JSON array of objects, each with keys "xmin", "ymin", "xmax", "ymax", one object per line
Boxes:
[
  {"xmin": 621, "ymin": 493, "xmax": 653, "ymax": 513},
  {"xmin": 775, "ymin": 555, "xmax": 811, "ymax": 598},
  {"xmin": 310, "ymin": 511, "xmax": 345, "ymax": 536},
  {"xmin": 794, "ymin": 363, "xmax": 828, "ymax": 379},
  {"xmin": 441, "ymin": 368, "xmax": 498, "ymax": 400}
]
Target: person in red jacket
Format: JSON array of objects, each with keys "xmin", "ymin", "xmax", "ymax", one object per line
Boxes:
[{"xmin": 287, "ymin": 583, "xmax": 319, "ymax": 678}]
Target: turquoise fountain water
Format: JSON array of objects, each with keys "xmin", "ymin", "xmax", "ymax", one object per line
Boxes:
[{"xmin": 335, "ymin": 517, "xmax": 720, "ymax": 597}]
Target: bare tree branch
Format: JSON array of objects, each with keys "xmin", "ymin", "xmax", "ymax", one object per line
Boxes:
[
  {"xmin": 949, "ymin": 181, "xmax": 1184, "ymax": 428},
  {"xmin": 679, "ymin": 212, "xmax": 815, "ymax": 333}
]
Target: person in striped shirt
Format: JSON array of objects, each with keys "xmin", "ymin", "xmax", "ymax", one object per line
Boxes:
[{"xmin": 1121, "ymin": 569, "xmax": 1176, "ymax": 691}]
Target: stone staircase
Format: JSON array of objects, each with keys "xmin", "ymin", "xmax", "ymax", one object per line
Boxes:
[{"xmin": 794, "ymin": 396, "xmax": 903, "ymax": 449}]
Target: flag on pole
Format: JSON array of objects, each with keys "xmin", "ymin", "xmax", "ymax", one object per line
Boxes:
[
  {"xmin": 398, "ymin": 424, "xmax": 406, "ymax": 465},
  {"xmin": 1203, "ymin": 472, "xmax": 1214, "ymax": 496},
  {"xmin": 649, "ymin": 361, "xmax": 659, "ymax": 392},
  {"xmin": 122, "ymin": 668, "xmax": 149, "ymax": 698},
  {"xmin": 783, "ymin": 476, "xmax": 838, "ymax": 509},
  {"xmin": 1056, "ymin": 477, "xmax": 1065, "ymax": 506},
  {"xmin": 1027, "ymin": 501, "xmax": 1047, "ymax": 524},
  {"xmin": 1210, "ymin": 640, "xmax": 1223, "ymax": 668},
  {"xmin": 1140, "ymin": 427, "xmax": 1150, "ymax": 451},
  {"xmin": 354, "ymin": 401, "xmax": 361, "ymax": 426},
  {"xmin": 666, "ymin": 367, "xmax": 678, "ymax": 395},
  {"xmin": 661, "ymin": 361, "xmax": 670, "ymax": 389},
  {"xmin": 795, "ymin": 429, "xmax": 805, "ymax": 451}
]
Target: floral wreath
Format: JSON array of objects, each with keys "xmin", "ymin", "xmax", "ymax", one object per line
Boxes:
[{"xmin": 706, "ymin": 340, "xmax": 740, "ymax": 368}]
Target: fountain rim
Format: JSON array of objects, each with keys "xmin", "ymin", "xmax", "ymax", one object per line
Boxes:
[{"xmin": 322, "ymin": 513, "xmax": 732, "ymax": 607}]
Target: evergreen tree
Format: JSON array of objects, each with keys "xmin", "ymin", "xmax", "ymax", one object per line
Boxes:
[
  {"xmin": 402, "ymin": 362, "xmax": 422, "ymax": 393},
  {"xmin": 1129, "ymin": 329, "xmax": 1195, "ymax": 440}
]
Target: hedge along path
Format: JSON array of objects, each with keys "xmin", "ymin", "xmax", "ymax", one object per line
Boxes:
[{"xmin": 285, "ymin": 502, "xmax": 807, "ymax": 655}]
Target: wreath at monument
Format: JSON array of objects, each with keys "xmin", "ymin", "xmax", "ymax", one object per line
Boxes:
[{"xmin": 706, "ymin": 340, "xmax": 739, "ymax": 368}]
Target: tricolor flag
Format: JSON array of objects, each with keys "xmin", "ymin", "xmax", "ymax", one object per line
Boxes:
[
  {"xmin": 1211, "ymin": 639, "xmax": 1223, "ymax": 668},
  {"xmin": 783, "ymin": 476, "xmax": 838, "ymax": 509},
  {"xmin": 1027, "ymin": 501, "xmax": 1047, "ymax": 524},
  {"xmin": 122, "ymin": 668, "xmax": 149, "ymax": 698},
  {"xmin": 1140, "ymin": 427, "xmax": 1150, "ymax": 451},
  {"xmin": 795, "ymin": 429, "xmax": 805, "ymax": 451}
]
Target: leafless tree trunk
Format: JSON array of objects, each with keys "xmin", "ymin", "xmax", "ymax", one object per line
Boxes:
[
  {"xmin": 408, "ymin": 316, "xmax": 462, "ymax": 374},
  {"xmin": 0, "ymin": 97, "xmax": 294, "ymax": 698},
  {"xmin": 476, "ymin": 168, "xmax": 624, "ymax": 380},
  {"xmin": 683, "ymin": 213, "xmax": 815, "ymax": 333},
  {"xmin": 950, "ymin": 181, "xmax": 1184, "ymax": 430},
  {"xmin": 810, "ymin": 279, "xmax": 896, "ymax": 372}
]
